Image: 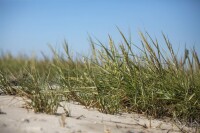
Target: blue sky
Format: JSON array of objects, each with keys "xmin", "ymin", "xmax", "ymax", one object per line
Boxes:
[{"xmin": 0, "ymin": 0, "xmax": 200, "ymax": 58}]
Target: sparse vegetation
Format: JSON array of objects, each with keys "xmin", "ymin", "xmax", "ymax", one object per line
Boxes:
[{"xmin": 0, "ymin": 30, "xmax": 199, "ymax": 129}]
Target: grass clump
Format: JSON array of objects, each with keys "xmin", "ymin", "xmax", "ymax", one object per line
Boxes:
[
  {"xmin": 0, "ymin": 30, "xmax": 199, "ymax": 126},
  {"xmin": 0, "ymin": 54, "xmax": 67, "ymax": 115},
  {"xmin": 52, "ymin": 30, "xmax": 200, "ymax": 125}
]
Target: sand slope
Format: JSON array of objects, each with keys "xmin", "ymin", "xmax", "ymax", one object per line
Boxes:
[{"xmin": 0, "ymin": 95, "xmax": 194, "ymax": 133}]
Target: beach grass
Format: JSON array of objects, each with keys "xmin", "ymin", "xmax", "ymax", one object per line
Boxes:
[{"xmin": 0, "ymin": 30, "xmax": 199, "ymax": 127}]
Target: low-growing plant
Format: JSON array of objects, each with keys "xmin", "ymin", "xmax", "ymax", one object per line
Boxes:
[
  {"xmin": 0, "ymin": 55, "xmax": 69, "ymax": 114},
  {"xmin": 52, "ymin": 29, "xmax": 199, "ymax": 125},
  {"xmin": 0, "ymin": 29, "xmax": 199, "ymax": 127}
]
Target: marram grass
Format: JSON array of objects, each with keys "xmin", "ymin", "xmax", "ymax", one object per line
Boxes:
[{"xmin": 0, "ymin": 30, "xmax": 199, "ymax": 127}]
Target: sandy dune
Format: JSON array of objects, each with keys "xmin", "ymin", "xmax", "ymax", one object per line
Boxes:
[{"xmin": 0, "ymin": 95, "xmax": 195, "ymax": 133}]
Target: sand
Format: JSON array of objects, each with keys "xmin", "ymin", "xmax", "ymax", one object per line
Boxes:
[{"xmin": 0, "ymin": 95, "xmax": 195, "ymax": 133}]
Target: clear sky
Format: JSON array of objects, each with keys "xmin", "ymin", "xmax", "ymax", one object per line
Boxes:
[{"xmin": 0, "ymin": 0, "xmax": 200, "ymax": 58}]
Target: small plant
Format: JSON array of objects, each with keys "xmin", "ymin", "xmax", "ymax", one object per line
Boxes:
[
  {"xmin": 19, "ymin": 67, "xmax": 67, "ymax": 115},
  {"xmin": 59, "ymin": 113, "xmax": 67, "ymax": 127}
]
